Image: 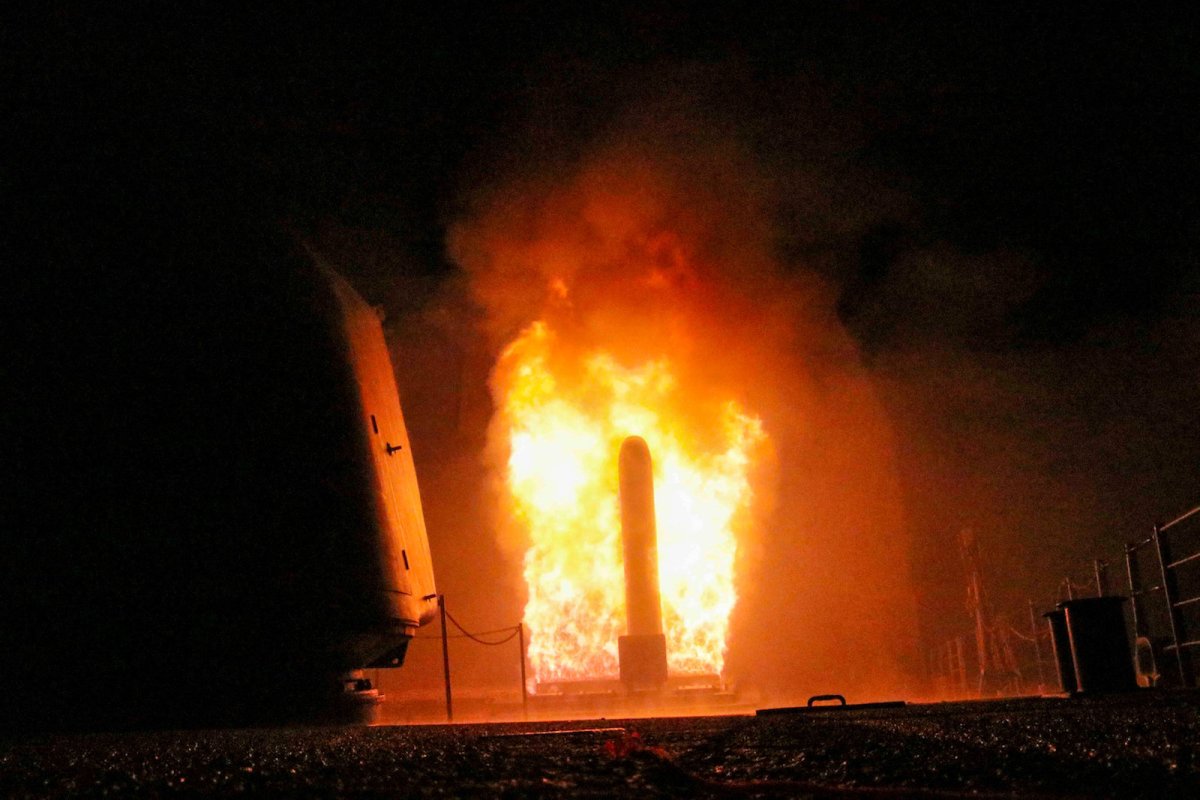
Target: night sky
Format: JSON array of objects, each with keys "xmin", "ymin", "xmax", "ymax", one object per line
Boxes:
[
  {"xmin": 15, "ymin": 4, "xmax": 1197, "ymax": 318},
  {"xmin": 8, "ymin": 3, "xmax": 1200, "ymax": 701},
  {"xmin": 11, "ymin": 5, "xmax": 1195, "ymax": 301}
]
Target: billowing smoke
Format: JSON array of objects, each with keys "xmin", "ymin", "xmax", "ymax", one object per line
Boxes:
[
  {"xmin": 343, "ymin": 57, "xmax": 1197, "ymax": 713},
  {"xmin": 439, "ymin": 97, "xmax": 919, "ymax": 701}
]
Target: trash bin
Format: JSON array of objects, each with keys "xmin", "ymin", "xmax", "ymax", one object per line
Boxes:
[
  {"xmin": 1043, "ymin": 608, "xmax": 1077, "ymax": 693},
  {"xmin": 1061, "ymin": 596, "xmax": 1137, "ymax": 693}
]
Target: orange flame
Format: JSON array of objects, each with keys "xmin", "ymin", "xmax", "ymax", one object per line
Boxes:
[{"xmin": 493, "ymin": 320, "xmax": 765, "ymax": 688}]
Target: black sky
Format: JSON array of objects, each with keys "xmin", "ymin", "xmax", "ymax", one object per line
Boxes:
[{"xmin": 11, "ymin": 2, "xmax": 1198, "ymax": 337}]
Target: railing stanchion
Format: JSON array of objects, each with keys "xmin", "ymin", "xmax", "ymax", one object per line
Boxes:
[
  {"xmin": 439, "ymin": 594, "xmax": 453, "ymax": 722},
  {"xmin": 518, "ymin": 622, "xmax": 529, "ymax": 720},
  {"xmin": 1028, "ymin": 598, "xmax": 1046, "ymax": 692},
  {"xmin": 1153, "ymin": 523, "xmax": 1190, "ymax": 686},
  {"xmin": 1094, "ymin": 559, "xmax": 1109, "ymax": 596}
]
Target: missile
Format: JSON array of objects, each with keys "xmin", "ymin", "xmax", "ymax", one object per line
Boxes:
[
  {"xmin": 617, "ymin": 435, "xmax": 668, "ymax": 689},
  {"xmin": 620, "ymin": 436, "xmax": 664, "ymax": 637}
]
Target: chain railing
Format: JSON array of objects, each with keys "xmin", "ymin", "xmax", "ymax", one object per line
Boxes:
[{"xmin": 409, "ymin": 595, "xmax": 527, "ymax": 721}]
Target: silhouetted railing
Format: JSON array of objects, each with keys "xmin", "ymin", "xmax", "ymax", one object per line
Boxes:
[
  {"xmin": 928, "ymin": 500, "xmax": 1199, "ymax": 696},
  {"xmin": 1127, "ymin": 504, "xmax": 1200, "ymax": 687}
]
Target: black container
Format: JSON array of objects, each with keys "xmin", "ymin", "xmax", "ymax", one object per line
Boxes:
[
  {"xmin": 1062, "ymin": 596, "xmax": 1137, "ymax": 693},
  {"xmin": 1043, "ymin": 609, "xmax": 1078, "ymax": 693}
]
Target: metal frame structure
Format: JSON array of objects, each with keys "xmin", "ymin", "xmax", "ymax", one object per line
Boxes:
[{"xmin": 1126, "ymin": 505, "xmax": 1200, "ymax": 687}]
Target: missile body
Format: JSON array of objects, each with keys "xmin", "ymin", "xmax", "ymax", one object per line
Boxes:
[
  {"xmin": 619, "ymin": 436, "xmax": 664, "ymax": 636},
  {"xmin": 617, "ymin": 435, "xmax": 668, "ymax": 689}
]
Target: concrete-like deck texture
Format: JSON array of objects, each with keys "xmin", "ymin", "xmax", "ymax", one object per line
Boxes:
[{"xmin": 2, "ymin": 692, "xmax": 1198, "ymax": 797}]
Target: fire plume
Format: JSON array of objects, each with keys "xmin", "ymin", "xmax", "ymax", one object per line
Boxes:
[{"xmin": 493, "ymin": 319, "xmax": 765, "ymax": 688}]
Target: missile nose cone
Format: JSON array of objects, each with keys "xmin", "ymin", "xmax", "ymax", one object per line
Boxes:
[
  {"xmin": 620, "ymin": 435, "xmax": 651, "ymax": 464},
  {"xmin": 619, "ymin": 437, "xmax": 654, "ymax": 501}
]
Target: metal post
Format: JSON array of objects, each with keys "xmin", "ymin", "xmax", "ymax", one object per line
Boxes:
[
  {"xmin": 943, "ymin": 640, "xmax": 951, "ymax": 696},
  {"xmin": 933, "ymin": 643, "xmax": 943, "ymax": 696},
  {"xmin": 954, "ymin": 636, "xmax": 968, "ymax": 697},
  {"xmin": 1125, "ymin": 544, "xmax": 1145, "ymax": 640},
  {"xmin": 517, "ymin": 622, "xmax": 529, "ymax": 719},
  {"xmin": 1028, "ymin": 599, "xmax": 1046, "ymax": 692},
  {"xmin": 1094, "ymin": 559, "xmax": 1109, "ymax": 597},
  {"xmin": 1153, "ymin": 523, "xmax": 1190, "ymax": 686},
  {"xmin": 939, "ymin": 641, "xmax": 946, "ymax": 695},
  {"xmin": 959, "ymin": 529, "xmax": 992, "ymax": 697},
  {"xmin": 439, "ymin": 594, "xmax": 453, "ymax": 722}
]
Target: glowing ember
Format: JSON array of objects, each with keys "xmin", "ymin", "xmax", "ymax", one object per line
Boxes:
[{"xmin": 493, "ymin": 320, "xmax": 765, "ymax": 688}]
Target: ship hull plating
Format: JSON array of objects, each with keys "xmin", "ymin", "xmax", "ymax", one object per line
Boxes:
[{"xmin": 5, "ymin": 223, "xmax": 436, "ymax": 730}]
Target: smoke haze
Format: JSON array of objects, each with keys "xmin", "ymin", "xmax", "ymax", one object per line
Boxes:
[
  {"xmin": 351, "ymin": 56, "xmax": 1197, "ymax": 706},
  {"xmin": 351, "ymin": 68, "xmax": 926, "ymax": 703}
]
